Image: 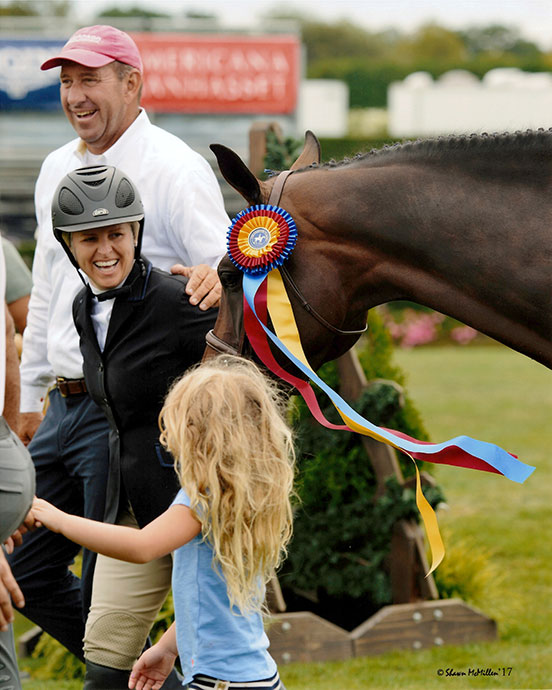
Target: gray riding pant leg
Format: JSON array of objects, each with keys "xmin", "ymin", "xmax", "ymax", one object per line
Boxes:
[
  {"xmin": 0, "ymin": 416, "xmax": 35, "ymax": 543},
  {"xmin": 0, "ymin": 623, "xmax": 20, "ymax": 690},
  {"xmin": 0, "ymin": 416, "xmax": 35, "ymax": 690}
]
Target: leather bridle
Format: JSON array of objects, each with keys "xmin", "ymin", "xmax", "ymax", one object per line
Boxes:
[{"xmin": 205, "ymin": 169, "xmax": 367, "ymax": 357}]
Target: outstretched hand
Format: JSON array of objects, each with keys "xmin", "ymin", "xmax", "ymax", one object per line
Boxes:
[
  {"xmin": 2, "ymin": 508, "xmax": 38, "ymax": 553},
  {"xmin": 170, "ymin": 263, "xmax": 221, "ymax": 310},
  {"xmin": 32, "ymin": 497, "xmax": 65, "ymax": 533},
  {"xmin": 128, "ymin": 644, "xmax": 177, "ymax": 690}
]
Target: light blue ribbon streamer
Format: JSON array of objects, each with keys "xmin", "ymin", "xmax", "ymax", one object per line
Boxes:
[{"xmin": 243, "ymin": 272, "xmax": 535, "ymax": 484}]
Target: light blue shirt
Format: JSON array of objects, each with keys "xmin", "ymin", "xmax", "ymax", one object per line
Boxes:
[{"xmin": 172, "ymin": 488, "xmax": 277, "ymax": 684}]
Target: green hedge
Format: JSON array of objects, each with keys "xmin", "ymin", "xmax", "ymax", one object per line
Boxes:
[
  {"xmin": 309, "ymin": 56, "xmax": 552, "ymax": 108},
  {"xmin": 318, "ymin": 136, "xmax": 402, "ymax": 162}
]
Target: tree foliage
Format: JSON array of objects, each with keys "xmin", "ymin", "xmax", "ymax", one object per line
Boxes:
[
  {"xmin": 458, "ymin": 24, "xmax": 542, "ymax": 58},
  {"xmin": 98, "ymin": 6, "xmax": 170, "ymax": 19},
  {"xmin": 300, "ymin": 20, "xmax": 393, "ymax": 63},
  {"xmin": 0, "ymin": 0, "xmax": 69, "ymax": 15},
  {"xmin": 394, "ymin": 23, "xmax": 467, "ymax": 64},
  {"xmin": 266, "ymin": 14, "xmax": 549, "ymax": 108}
]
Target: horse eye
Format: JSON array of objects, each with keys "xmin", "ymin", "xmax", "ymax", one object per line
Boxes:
[{"xmin": 219, "ymin": 269, "xmax": 241, "ymax": 290}]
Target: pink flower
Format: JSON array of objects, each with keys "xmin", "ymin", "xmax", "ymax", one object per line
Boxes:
[
  {"xmin": 450, "ymin": 325, "xmax": 478, "ymax": 345},
  {"xmin": 401, "ymin": 315, "xmax": 438, "ymax": 347}
]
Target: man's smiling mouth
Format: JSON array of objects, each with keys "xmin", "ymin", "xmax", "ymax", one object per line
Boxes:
[{"xmin": 75, "ymin": 110, "xmax": 97, "ymax": 119}]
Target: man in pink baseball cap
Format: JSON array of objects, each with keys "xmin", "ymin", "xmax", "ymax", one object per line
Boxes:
[
  {"xmin": 11, "ymin": 23, "xmax": 229, "ymax": 690},
  {"xmin": 40, "ymin": 24, "xmax": 143, "ymax": 72},
  {"xmin": 40, "ymin": 25, "xmax": 143, "ymax": 155}
]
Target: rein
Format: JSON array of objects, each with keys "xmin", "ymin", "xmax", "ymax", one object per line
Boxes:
[{"xmin": 205, "ymin": 169, "xmax": 366, "ymax": 357}]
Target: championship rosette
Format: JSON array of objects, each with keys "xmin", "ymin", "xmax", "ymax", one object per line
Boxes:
[{"xmin": 227, "ymin": 204, "xmax": 297, "ymax": 275}]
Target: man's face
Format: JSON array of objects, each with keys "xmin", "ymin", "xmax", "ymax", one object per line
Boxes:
[{"xmin": 59, "ymin": 62, "xmax": 139, "ymax": 154}]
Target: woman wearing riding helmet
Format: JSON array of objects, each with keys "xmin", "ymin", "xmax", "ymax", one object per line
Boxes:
[{"xmin": 50, "ymin": 165, "xmax": 217, "ymax": 689}]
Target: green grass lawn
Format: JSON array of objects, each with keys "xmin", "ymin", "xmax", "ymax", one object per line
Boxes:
[
  {"xmin": 280, "ymin": 345, "xmax": 552, "ymax": 690},
  {"xmin": 16, "ymin": 345, "xmax": 552, "ymax": 689}
]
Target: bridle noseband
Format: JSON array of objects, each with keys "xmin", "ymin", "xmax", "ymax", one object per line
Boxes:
[
  {"xmin": 205, "ymin": 168, "xmax": 367, "ymax": 357},
  {"xmin": 278, "ymin": 264, "xmax": 367, "ymax": 337}
]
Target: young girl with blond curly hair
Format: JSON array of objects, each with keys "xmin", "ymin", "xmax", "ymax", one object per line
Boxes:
[{"xmin": 33, "ymin": 356, "xmax": 295, "ymax": 690}]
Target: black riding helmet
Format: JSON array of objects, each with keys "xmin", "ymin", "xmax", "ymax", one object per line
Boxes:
[{"xmin": 52, "ymin": 165, "xmax": 145, "ymax": 271}]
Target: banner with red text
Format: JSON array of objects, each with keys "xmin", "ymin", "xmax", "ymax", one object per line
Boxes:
[{"xmin": 131, "ymin": 33, "xmax": 300, "ymax": 114}]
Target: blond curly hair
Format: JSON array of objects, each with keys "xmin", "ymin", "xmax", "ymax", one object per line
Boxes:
[{"xmin": 159, "ymin": 356, "xmax": 296, "ymax": 615}]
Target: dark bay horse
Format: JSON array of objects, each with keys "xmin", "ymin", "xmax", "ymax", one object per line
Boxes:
[{"xmin": 207, "ymin": 130, "xmax": 552, "ymax": 371}]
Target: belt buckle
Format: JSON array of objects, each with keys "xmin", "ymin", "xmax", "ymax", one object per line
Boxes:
[
  {"xmin": 56, "ymin": 378, "xmax": 69, "ymax": 397},
  {"xmin": 56, "ymin": 377, "xmax": 86, "ymax": 397},
  {"xmin": 214, "ymin": 682, "xmax": 230, "ymax": 690}
]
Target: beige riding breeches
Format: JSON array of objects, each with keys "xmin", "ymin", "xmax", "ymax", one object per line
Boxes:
[{"xmin": 83, "ymin": 504, "xmax": 173, "ymax": 670}]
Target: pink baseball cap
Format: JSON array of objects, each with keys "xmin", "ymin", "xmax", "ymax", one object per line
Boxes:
[{"xmin": 40, "ymin": 25, "xmax": 142, "ymax": 72}]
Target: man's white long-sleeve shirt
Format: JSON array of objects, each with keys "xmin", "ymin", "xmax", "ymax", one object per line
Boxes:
[
  {"xmin": 0, "ymin": 239, "xmax": 5, "ymax": 415},
  {"xmin": 21, "ymin": 110, "xmax": 229, "ymax": 412}
]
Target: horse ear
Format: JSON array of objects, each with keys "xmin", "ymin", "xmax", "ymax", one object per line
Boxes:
[
  {"xmin": 290, "ymin": 130, "xmax": 321, "ymax": 170},
  {"xmin": 209, "ymin": 144, "xmax": 262, "ymax": 205}
]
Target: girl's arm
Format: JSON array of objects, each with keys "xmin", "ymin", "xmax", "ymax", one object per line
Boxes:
[{"xmin": 32, "ymin": 498, "xmax": 200, "ymax": 563}]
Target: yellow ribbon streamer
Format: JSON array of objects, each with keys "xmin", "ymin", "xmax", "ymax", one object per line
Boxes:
[{"xmin": 266, "ymin": 269, "xmax": 445, "ymax": 573}]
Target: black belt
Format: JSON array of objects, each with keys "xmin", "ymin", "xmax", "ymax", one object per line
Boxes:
[{"xmin": 56, "ymin": 377, "xmax": 87, "ymax": 397}]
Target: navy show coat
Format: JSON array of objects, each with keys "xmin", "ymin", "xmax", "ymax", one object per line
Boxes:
[{"xmin": 72, "ymin": 259, "xmax": 218, "ymax": 527}]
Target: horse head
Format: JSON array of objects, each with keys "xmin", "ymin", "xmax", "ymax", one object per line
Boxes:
[
  {"xmin": 207, "ymin": 128, "xmax": 552, "ymax": 371},
  {"xmin": 205, "ymin": 132, "xmax": 367, "ymax": 369}
]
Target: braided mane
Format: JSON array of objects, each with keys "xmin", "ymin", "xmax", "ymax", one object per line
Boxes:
[{"xmin": 311, "ymin": 128, "xmax": 552, "ymax": 170}]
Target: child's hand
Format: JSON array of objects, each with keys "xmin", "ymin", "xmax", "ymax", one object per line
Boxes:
[
  {"xmin": 128, "ymin": 644, "xmax": 177, "ymax": 690},
  {"xmin": 32, "ymin": 497, "xmax": 65, "ymax": 533},
  {"xmin": 3, "ymin": 509, "xmax": 41, "ymax": 553}
]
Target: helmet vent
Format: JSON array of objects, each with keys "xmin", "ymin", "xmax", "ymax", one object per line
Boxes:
[
  {"xmin": 115, "ymin": 178, "xmax": 136, "ymax": 208},
  {"xmin": 58, "ymin": 187, "xmax": 84, "ymax": 215},
  {"xmin": 82, "ymin": 179, "xmax": 104, "ymax": 187}
]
